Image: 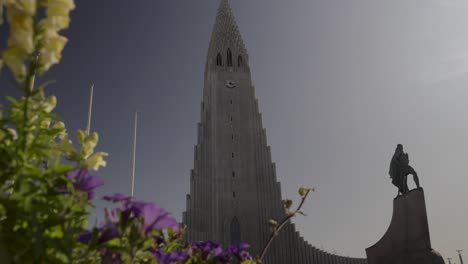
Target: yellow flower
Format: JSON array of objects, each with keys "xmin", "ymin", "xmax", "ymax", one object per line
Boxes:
[
  {"xmin": 40, "ymin": 119, "xmax": 51, "ymax": 129},
  {"xmin": 38, "ymin": 15, "xmax": 70, "ymax": 31},
  {"xmin": 37, "ymin": 31, "xmax": 68, "ymax": 73},
  {"xmin": 6, "ymin": 128, "xmax": 18, "ymax": 140},
  {"xmin": 76, "ymin": 129, "xmax": 86, "ymax": 144},
  {"xmin": 43, "ymin": 95, "xmax": 57, "ymax": 113},
  {"xmin": 53, "ymin": 121, "xmax": 65, "ymax": 131},
  {"xmin": 4, "ymin": 0, "xmax": 37, "ymax": 16},
  {"xmin": 80, "ymin": 132, "xmax": 98, "ymax": 159},
  {"xmin": 58, "ymin": 134, "xmax": 77, "ymax": 158},
  {"xmin": 41, "ymin": 0, "xmax": 75, "ymax": 17},
  {"xmin": 7, "ymin": 12, "xmax": 34, "ymax": 54},
  {"xmin": 84, "ymin": 152, "xmax": 108, "ymax": 171},
  {"xmin": 2, "ymin": 46, "xmax": 27, "ymax": 82},
  {"xmin": 0, "ymin": 4, "xmax": 4, "ymax": 26}
]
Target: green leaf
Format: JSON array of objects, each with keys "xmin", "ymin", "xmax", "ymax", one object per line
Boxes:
[
  {"xmin": 282, "ymin": 199, "xmax": 292, "ymax": 209},
  {"xmin": 45, "ymin": 225, "xmax": 64, "ymax": 239},
  {"xmin": 298, "ymin": 187, "xmax": 306, "ymax": 196},
  {"xmin": 52, "ymin": 164, "xmax": 73, "ymax": 175}
]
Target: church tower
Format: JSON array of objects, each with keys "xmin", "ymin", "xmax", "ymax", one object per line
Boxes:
[{"xmin": 183, "ymin": 1, "xmax": 367, "ymax": 263}]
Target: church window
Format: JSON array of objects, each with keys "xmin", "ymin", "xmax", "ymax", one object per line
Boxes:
[
  {"xmin": 216, "ymin": 53, "xmax": 222, "ymax": 66},
  {"xmin": 233, "ymin": 191, "xmax": 236, "ymax": 198},
  {"xmin": 232, "ymin": 171, "xmax": 235, "ymax": 177},
  {"xmin": 232, "ymin": 152, "xmax": 234, "ymax": 158},
  {"xmin": 227, "ymin": 49, "xmax": 233, "ymax": 67},
  {"xmin": 231, "ymin": 217, "xmax": 241, "ymax": 245},
  {"xmin": 238, "ymin": 55, "xmax": 243, "ymax": 67},
  {"xmin": 230, "ymin": 99, "xmax": 233, "ymax": 105},
  {"xmin": 231, "ymin": 134, "xmax": 234, "ymax": 140}
]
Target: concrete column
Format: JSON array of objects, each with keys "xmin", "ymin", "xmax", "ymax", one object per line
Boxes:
[
  {"xmin": 320, "ymin": 251, "xmax": 326, "ymax": 264},
  {"xmin": 299, "ymin": 237, "xmax": 305, "ymax": 264},
  {"xmin": 306, "ymin": 245, "xmax": 311, "ymax": 264}
]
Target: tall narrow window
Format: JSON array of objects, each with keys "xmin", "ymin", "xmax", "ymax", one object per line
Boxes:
[
  {"xmin": 233, "ymin": 192, "xmax": 236, "ymax": 198},
  {"xmin": 238, "ymin": 55, "xmax": 243, "ymax": 67},
  {"xmin": 230, "ymin": 99, "xmax": 233, "ymax": 105},
  {"xmin": 232, "ymin": 171, "xmax": 235, "ymax": 177},
  {"xmin": 216, "ymin": 53, "xmax": 222, "ymax": 66},
  {"xmin": 232, "ymin": 152, "xmax": 234, "ymax": 158},
  {"xmin": 231, "ymin": 217, "xmax": 241, "ymax": 245},
  {"xmin": 227, "ymin": 49, "xmax": 233, "ymax": 67}
]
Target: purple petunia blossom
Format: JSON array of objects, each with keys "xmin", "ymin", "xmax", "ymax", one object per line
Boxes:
[
  {"xmin": 129, "ymin": 201, "xmax": 179, "ymax": 233},
  {"xmin": 228, "ymin": 243, "xmax": 252, "ymax": 261},
  {"xmin": 77, "ymin": 230, "xmax": 92, "ymax": 244},
  {"xmin": 104, "ymin": 208, "xmax": 120, "ymax": 224},
  {"xmin": 76, "ymin": 223, "xmax": 120, "ymax": 246},
  {"xmin": 101, "ymin": 248, "xmax": 123, "ymax": 264},
  {"xmin": 153, "ymin": 249, "xmax": 189, "ymax": 264},
  {"xmin": 189, "ymin": 241, "xmax": 230, "ymax": 262},
  {"xmin": 65, "ymin": 169, "xmax": 103, "ymax": 200},
  {"xmin": 103, "ymin": 193, "xmax": 131, "ymax": 203},
  {"xmin": 98, "ymin": 223, "xmax": 120, "ymax": 244},
  {"xmin": 103, "ymin": 194, "xmax": 178, "ymax": 233}
]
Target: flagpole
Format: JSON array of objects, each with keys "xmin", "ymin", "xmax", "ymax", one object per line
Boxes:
[
  {"xmin": 86, "ymin": 82, "xmax": 94, "ymax": 135},
  {"xmin": 131, "ymin": 111, "xmax": 138, "ymax": 197}
]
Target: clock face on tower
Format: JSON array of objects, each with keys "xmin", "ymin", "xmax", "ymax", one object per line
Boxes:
[{"xmin": 225, "ymin": 79, "xmax": 236, "ymax": 89}]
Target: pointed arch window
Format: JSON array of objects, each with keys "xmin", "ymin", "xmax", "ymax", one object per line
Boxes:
[
  {"xmin": 238, "ymin": 55, "xmax": 243, "ymax": 67},
  {"xmin": 227, "ymin": 49, "xmax": 233, "ymax": 67},
  {"xmin": 216, "ymin": 53, "xmax": 223, "ymax": 66},
  {"xmin": 230, "ymin": 217, "xmax": 241, "ymax": 245}
]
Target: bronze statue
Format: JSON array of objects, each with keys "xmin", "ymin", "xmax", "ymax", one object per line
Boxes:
[{"xmin": 389, "ymin": 144, "xmax": 420, "ymax": 195}]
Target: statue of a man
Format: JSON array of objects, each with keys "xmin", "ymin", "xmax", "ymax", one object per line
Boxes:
[{"xmin": 389, "ymin": 144, "xmax": 420, "ymax": 196}]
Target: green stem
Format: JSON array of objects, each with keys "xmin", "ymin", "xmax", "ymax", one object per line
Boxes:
[{"xmin": 257, "ymin": 189, "xmax": 312, "ymax": 263}]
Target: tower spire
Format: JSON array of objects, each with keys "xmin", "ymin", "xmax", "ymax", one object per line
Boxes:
[{"xmin": 208, "ymin": 0, "xmax": 247, "ymax": 59}]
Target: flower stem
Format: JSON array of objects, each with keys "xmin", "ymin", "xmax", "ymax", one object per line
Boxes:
[{"xmin": 257, "ymin": 189, "xmax": 312, "ymax": 263}]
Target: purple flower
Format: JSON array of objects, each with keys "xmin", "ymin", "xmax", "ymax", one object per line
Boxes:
[
  {"xmin": 103, "ymin": 193, "xmax": 131, "ymax": 203},
  {"xmin": 130, "ymin": 201, "xmax": 178, "ymax": 233},
  {"xmin": 77, "ymin": 230, "xmax": 92, "ymax": 244},
  {"xmin": 189, "ymin": 241, "xmax": 230, "ymax": 262},
  {"xmin": 153, "ymin": 249, "xmax": 189, "ymax": 264},
  {"xmin": 65, "ymin": 169, "xmax": 103, "ymax": 200},
  {"xmin": 103, "ymin": 194, "xmax": 178, "ymax": 234},
  {"xmin": 228, "ymin": 243, "xmax": 252, "ymax": 261},
  {"xmin": 104, "ymin": 208, "xmax": 120, "ymax": 224},
  {"xmin": 153, "ymin": 235, "xmax": 164, "ymax": 245},
  {"xmin": 76, "ymin": 223, "xmax": 120, "ymax": 245},
  {"xmin": 98, "ymin": 223, "xmax": 120, "ymax": 244},
  {"xmin": 101, "ymin": 248, "xmax": 123, "ymax": 264}
]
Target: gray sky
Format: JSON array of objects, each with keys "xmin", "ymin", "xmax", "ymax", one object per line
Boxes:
[{"xmin": 1, "ymin": 0, "xmax": 467, "ymax": 259}]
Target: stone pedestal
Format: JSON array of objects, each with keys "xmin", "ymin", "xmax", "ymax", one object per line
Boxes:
[{"xmin": 366, "ymin": 188, "xmax": 444, "ymax": 264}]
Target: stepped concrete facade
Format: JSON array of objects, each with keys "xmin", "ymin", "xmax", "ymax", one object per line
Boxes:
[{"xmin": 183, "ymin": 1, "xmax": 367, "ymax": 263}]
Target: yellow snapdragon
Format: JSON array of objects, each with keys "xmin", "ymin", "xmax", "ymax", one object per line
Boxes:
[
  {"xmin": 80, "ymin": 131, "xmax": 98, "ymax": 159},
  {"xmin": 43, "ymin": 95, "xmax": 57, "ymax": 113},
  {"xmin": 2, "ymin": 46, "xmax": 27, "ymax": 81},
  {"xmin": 42, "ymin": 0, "xmax": 75, "ymax": 18},
  {"xmin": 1, "ymin": 0, "xmax": 75, "ymax": 80},
  {"xmin": 84, "ymin": 152, "xmax": 108, "ymax": 171},
  {"xmin": 37, "ymin": 30, "xmax": 67, "ymax": 73},
  {"xmin": 4, "ymin": 0, "xmax": 37, "ymax": 17},
  {"xmin": 6, "ymin": 7, "xmax": 34, "ymax": 53}
]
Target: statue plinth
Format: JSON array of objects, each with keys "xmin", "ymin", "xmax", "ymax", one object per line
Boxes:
[{"xmin": 366, "ymin": 188, "xmax": 444, "ymax": 264}]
